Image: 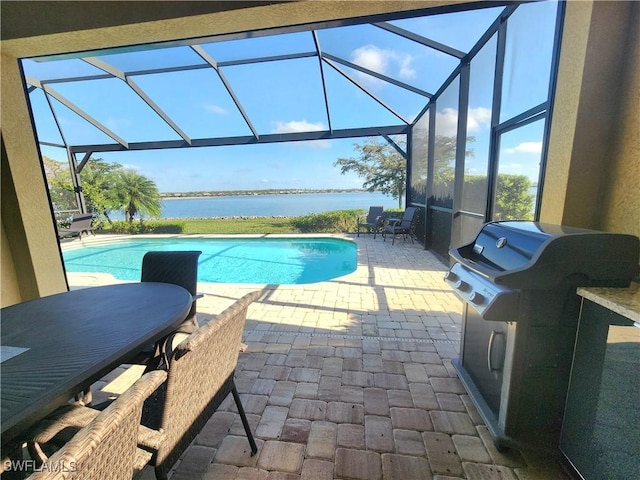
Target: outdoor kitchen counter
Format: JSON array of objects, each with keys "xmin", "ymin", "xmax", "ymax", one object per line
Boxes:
[{"xmin": 577, "ymin": 281, "xmax": 640, "ymax": 322}]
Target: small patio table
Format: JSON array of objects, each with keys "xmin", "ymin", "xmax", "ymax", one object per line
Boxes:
[{"xmin": 0, "ymin": 282, "xmax": 192, "ymax": 447}]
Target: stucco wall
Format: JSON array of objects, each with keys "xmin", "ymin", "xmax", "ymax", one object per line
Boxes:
[
  {"xmin": 1, "ymin": 53, "xmax": 67, "ymax": 305},
  {"xmin": 1, "ymin": 220, "xmax": 22, "ymax": 306},
  {"xmin": 599, "ymin": 2, "xmax": 640, "ymax": 236},
  {"xmin": 541, "ymin": 1, "xmax": 639, "ymax": 239}
]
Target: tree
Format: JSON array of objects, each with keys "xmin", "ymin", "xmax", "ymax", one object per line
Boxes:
[
  {"xmin": 494, "ymin": 174, "xmax": 534, "ymax": 220},
  {"xmin": 334, "ymin": 138, "xmax": 406, "ymax": 208},
  {"xmin": 80, "ymin": 158, "xmax": 123, "ymax": 224},
  {"xmin": 42, "ymin": 156, "xmax": 76, "ymax": 212},
  {"xmin": 111, "ymin": 169, "xmax": 162, "ymax": 223}
]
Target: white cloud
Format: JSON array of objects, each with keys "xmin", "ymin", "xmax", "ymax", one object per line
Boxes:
[
  {"xmin": 204, "ymin": 104, "xmax": 227, "ymax": 115},
  {"xmin": 353, "ymin": 45, "xmax": 389, "ymax": 74},
  {"xmin": 433, "ymin": 106, "xmax": 492, "ymax": 137},
  {"xmin": 351, "ymin": 45, "xmax": 416, "ymax": 86},
  {"xmin": 272, "ymin": 120, "xmax": 325, "ymax": 134},
  {"xmin": 503, "ymin": 142, "xmax": 543, "ymax": 155},
  {"xmin": 272, "ymin": 120, "xmax": 330, "ymax": 148},
  {"xmin": 397, "ymin": 54, "xmax": 416, "ymax": 81},
  {"xmin": 435, "ymin": 107, "xmax": 459, "ymax": 136},
  {"xmin": 467, "ymin": 107, "xmax": 492, "ymax": 132}
]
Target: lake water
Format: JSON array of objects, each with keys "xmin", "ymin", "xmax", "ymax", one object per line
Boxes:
[{"xmin": 111, "ymin": 191, "xmax": 399, "ymax": 219}]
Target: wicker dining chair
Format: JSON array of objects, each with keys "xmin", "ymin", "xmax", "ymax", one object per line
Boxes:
[
  {"xmin": 141, "ymin": 251, "xmax": 202, "ymax": 334},
  {"xmin": 28, "ymin": 291, "xmax": 262, "ymax": 480},
  {"xmin": 73, "ymin": 251, "xmax": 203, "ymax": 406},
  {"xmin": 139, "ymin": 290, "xmax": 262, "ymax": 479},
  {"xmin": 27, "ymin": 370, "xmax": 166, "ymax": 480}
]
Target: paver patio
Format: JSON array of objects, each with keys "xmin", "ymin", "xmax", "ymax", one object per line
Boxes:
[{"xmin": 76, "ymin": 234, "xmax": 568, "ymax": 480}]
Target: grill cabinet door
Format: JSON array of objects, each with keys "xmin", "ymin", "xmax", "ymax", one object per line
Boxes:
[{"xmin": 460, "ymin": 304, "xmax": 509, "ymax": 416}]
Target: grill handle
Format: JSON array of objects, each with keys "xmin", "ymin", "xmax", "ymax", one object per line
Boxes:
[{"xmin": 487, "ymin": 330, "xmax": 505, "ymax": 372}]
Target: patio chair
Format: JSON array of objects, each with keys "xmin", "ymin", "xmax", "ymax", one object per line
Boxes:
[
  {"xmin": 28, "ymin": 291, "xmax": 261, "ymax": 480},
  {"xmin": 382, "ymin": 206, "xmax": 418, "ymax": 245},
  {"xmin": 130, "ymin": 251, "xmax": 203, "ymax": 371},
  {"xmin": 77, "ymin": 250, "xmax": 203, "ymax": 404},
  {"xmin": 139, "ymin": 290, "xmax": 261, "ymax": 479},
  {"xmin": 141, "ymin": 251, "xmax": 202, "ymax": 333},
  {"xmin": 57, "ymin": 213, "xmax": 95, "ymax": 239},
  {"xmin": 27, "ymin": 370, "xmax": 166, "ymax": 480},
  {"xmin": 357, "ymin": 206, "xmax": 384, "ymax": 238}
]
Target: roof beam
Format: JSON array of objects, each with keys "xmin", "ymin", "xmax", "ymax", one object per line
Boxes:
[
  {"xmin": 191, "ymin": 44, "xmax": 260, "ymax": 140},
  {"xmin": 29, "ymin": 77, "xmax": 70, "ymax": 147},
  {"xmin": 39, "ymin": 141, "xmax": 67, "ymax": 148},
  {"xmin": 313, "ymin": 31, "xmax": 332, "ymax": 134},
  {"xmin": 218, "ymin": 51, "xmax": 316, "ymax": 67},
  {"xmin": 29, "ymin": 3, "xmax": 497, "ymax": 63},
  {"xmin": 26, "ymin": 76, "xmax": 128, "ymax": 148},
  {"xmin": 322, "ymin": 59, "xmax": 410, "ymax": 125},
  {"xmin": 373, "ymin": 22, "xmax": 466, "ymax": 59},
  {"xmin": 67, "ymin": 125, "xmax": 409, "ymax": 154},
  {"xmin": 383, "ymin": 134, "xmax": 407, "ymax": 159},
  {"xmin": 76, "ymin": 151, "xmax": 94, "ymax": 173},
  {"xmin": 82, "ymin": 57, "xmax": 192, "ymax": 145},
  {"xmin": 322, "ymin": 52, "xmax": 432, "ymax": 98},
  {"xmin": 31, "ymin": 52, "xmax": 317, "ymax": 85}
]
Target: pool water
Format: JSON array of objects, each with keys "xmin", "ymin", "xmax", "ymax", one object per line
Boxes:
[{"xmin": 62, "ymin": 237, "xmax": 357, "ymax": 284}]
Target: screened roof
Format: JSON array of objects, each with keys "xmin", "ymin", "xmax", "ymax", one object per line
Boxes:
[{"xmin": 23, "ymin": 4, "xmax": 508, "ymax": 156}]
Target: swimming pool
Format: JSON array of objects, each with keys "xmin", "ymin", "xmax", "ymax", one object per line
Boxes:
[{"xmin": 62, "ymin": 237, "xmax": 357, "ymax": 284}]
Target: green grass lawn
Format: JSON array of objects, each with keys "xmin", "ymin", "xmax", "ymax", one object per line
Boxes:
[
  {"xmin": 181, "ymin": 217, "xmax": 299, "ymax": 234},
  {"xmin": 96, "ymin": 209, "xmax": 405, "ymax": 235}
]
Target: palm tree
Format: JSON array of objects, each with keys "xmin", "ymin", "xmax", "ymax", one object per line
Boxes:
[{"xmin": 112, "ymin": 169, "xmax": 162, "ymax": 223}]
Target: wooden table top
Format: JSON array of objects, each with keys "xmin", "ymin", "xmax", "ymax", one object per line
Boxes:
[{"xmin": 1, "ymin": 282, "xmax": 192, "ymax": 445}]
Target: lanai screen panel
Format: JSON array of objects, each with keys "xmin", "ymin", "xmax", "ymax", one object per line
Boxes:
[{"xmin": 22, "ymin": 4, "xmax": 517, "ymax": 154}]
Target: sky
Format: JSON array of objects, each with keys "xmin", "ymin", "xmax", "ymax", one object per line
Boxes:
[{"xmin": 27, "ymin": 1, "xmax": 557, "ymax": 193}]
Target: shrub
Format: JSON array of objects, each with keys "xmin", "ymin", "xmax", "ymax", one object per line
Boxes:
[
  {"xmin": 461, "ymin": 174, "xmax": 534, "ymax": 221},
  {"xmin": 292, "ymin": 209, "xmax": 361, "ymax": 233},
  {"xmin": 108, "ymin": 220, "xmax": 185, "ymax": 234}
]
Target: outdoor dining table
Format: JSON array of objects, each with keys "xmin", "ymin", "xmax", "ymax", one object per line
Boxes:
[{"xmin": 0, "ymin": 282, "xmax": 192, "ymax": 448}]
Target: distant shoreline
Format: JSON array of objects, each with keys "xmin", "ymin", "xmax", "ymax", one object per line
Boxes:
[
  {"xmin": 107, "ymin": 191, "xmax": 398, "ymax": 219},
  {"xmin": 160, "ymin": 188, "xmax": 366, "ymax": 199}
]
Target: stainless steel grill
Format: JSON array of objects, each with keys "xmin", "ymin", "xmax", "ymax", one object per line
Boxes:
[{"xmin": 445, "ymin": 221, "xmax": 639, "ymax": 451}]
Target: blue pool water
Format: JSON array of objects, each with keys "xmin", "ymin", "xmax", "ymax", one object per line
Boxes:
[{"xmin": 62, "ymin": 237, "xmax": 357, "ymax": 284}]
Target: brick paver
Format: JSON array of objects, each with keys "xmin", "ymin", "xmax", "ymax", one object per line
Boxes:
[
  {"xmin": 393, "ymin": 429, "xmax": 427, "ymax": 456},
  {"xmin": 381, "ymin": 454, "xmax": 433, "ymax": 480},
  {"xmin": 365, "ymin": 415, "xmax": 394, "ymax": 452},
  {"xmin": 429, "ymin": 411, "xmax": 476, "ymax": 435},
  {"xmin": 255, "ymin": 406, "xmax": 288, "ymax": 439},
  {"xmin": 337, "ymin": 423, "xmax": 365, "ymax": 449},
  {"xmin": 280, "ymin": 418, "xmax": 311, "ymax": 444},
  {"xmin": 306, "ymin": 421, "xmax": 337, "ymax": 460},
  {"xmin": 257, "ymin": 441, "xmax": 305, "ymax": 473},
  {"xmin": 77, "ymin": 235, "xmax": 568, "ymax": 480},
  {"xmin": 335, "ymin": 448, "xmax": 382, "ymax": 480},
  {"xmin": 390, "ymin": 407, "xmax": 433, "ymax": 431},
  {"xmin": 300, "ymin": 459, "xmax": 333, "ymax": 480}
]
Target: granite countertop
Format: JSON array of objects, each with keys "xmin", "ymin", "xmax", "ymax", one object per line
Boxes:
[{"xmin": 577, "ymin": 281, "xmax": 640, "ymax": 322}]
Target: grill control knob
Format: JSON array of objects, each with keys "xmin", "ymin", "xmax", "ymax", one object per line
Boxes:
[
  {"xmin": 455, "ymin": 280, "xmax": 469, "ymax": 292},
  {"xmin": 469, "ymin": 292, "xmax": 484, "ymax": 305},
  {"xmin": 444, "ymin": 271, "xmax": 458, "ymax": 282}
]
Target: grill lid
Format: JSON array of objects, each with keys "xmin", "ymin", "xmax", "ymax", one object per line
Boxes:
[{"xmin": 450, "ymin": 221, "xmax": 639, "ymax": 289}]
